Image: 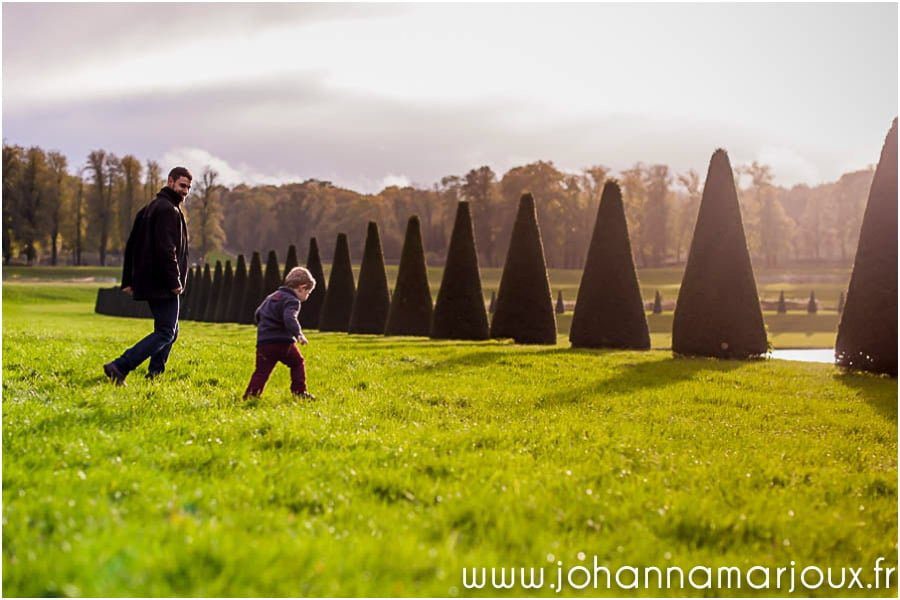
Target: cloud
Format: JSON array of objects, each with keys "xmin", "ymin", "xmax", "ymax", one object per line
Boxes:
[
  {"xmin": 0, "ymin": 71, "xmax": 888, "ymax": 192},
  {"xmin": 379, "ymin": 174, "xmax": 412, "ymax": 189},
  {"xmin": 754, "ymin": 147, "xmax": 821, "ymax": 187},
  {"xmin": 159, "ymin": 147, "xmax": 302, "ymax": 187}
]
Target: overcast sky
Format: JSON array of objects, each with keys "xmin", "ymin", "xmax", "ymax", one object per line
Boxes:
[{"xmin": 3, "ymin": 3, "xmax": 897, "ymax": 192}]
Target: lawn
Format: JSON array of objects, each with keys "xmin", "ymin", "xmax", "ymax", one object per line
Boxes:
[
  {"xmin": 1, "ymin": 282, "xmax": 896, "ymax": 596},
  {"xmin": 4, "ymin": 264, "xmax": 849, "ymax": 348}
]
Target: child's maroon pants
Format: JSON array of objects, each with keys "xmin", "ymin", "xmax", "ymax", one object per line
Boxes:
[{"xmin": 244, "ymin": 342, "xmax": 306, "ymax": 397}]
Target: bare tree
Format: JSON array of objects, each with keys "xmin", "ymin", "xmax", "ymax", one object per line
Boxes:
[
  {"xmin": 46, "ymin": 151, "xmax": 68, "ymax": 265},
  {"xmin": 675, "ymin": 169, "xmax": 701, "ymax": 263},
  {"xmin": 118, "ymin": 155, "xmax": 143, "ymax": 253},
  {"xmin": 188, "ymin": 166, "xmax": 226, "ymax": 261}
]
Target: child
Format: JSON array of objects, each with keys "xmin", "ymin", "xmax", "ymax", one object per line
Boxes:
[{"xmin": 243, "ymin": 266, "xmax": 316, "ymax": 400}]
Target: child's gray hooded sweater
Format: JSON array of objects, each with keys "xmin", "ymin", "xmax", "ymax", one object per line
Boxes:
[{"xmin": 254, "ymin": 286, "xmax": 305, "ymax": 345}]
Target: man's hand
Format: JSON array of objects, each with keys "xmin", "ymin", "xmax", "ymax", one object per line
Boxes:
[
  {"xmin": 122, "ymin": 286, "xmax": 133, "ymax": 296},
  {"xmin": 172, "ymin": 287, "xmax": 183, "ymax": 296}
]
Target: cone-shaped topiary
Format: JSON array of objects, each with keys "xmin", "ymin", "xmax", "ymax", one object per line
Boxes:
[
  {"xmin": 570, "ymin": 181, "xmax": 650, "ymax": 349},
  {"xmin": 385, "ymin": 216, "xmax": 433, "ymax": 336},
  {"xmin": 431, "ymin": 201, "xmax": 489, "ymax": 340},
  {"xmin": 215, "ymin": 260, "xmax": 234, "ymax": 322},
  {"xmin": 776, "ymin": 291, "xmax": 787, "ymax": 314},
  {"xmin": 203, "ymin": 261, "xmax": 224, "ymax": 322},
  {"xmin": 836, "ymin": 119, "xmax": 898, "ymax": 376},
  {"xmin": 181, "ymin": 267, "xmax": 196, "ymax": 320},
  {"xmin": 263, "ymin": 250, "xmax": 281, "ymax": 296},
  {"xmin": 282, "ymin": 244, "xmax": 299, "ymax": 280},
  {"xmin": 195, "ymin": 263, "xmax": 212, "ymax": 322},
  {"xmin": 652, "ymin": 291, "xmax": 663, "ymax": 314},
  {"xmin": 836, "ymin": 291, "xmax": 845, "ymax": 314},
  {"xmin": 488, "ymin": 290, "xmax": 496, "ymax": 314},
  {"xmin": 490, "ymin": 194, "xmax": 556, "ymax": 344},
  {"xmin": 240, "ymin": 252, "xmax": 265, "ymax": 325},
  {"xmin": 203, "ymin": 261, "xmax": 224, "ymax": 321},
  {"xmin": 349, "ymin": 221, "xmax": 391, "ymax": 334},
  {"xmin": 672, "ymin": 150, "xmax": 767, "ymax": 358},
  {"xmin": 301, "ymin": 237, "xmax": 327, "ymax": 329},
  {"xmin": 226, "ymin": 255, "xmax": 248, "ymax": 323},
  {"xmin": 319, "ymin": 233, "xmax": 356, "ymax": 332},
  {"xmin": 556, "ymin": 290, "xmax": 565, "ymax": 314},
  {"xmin": 183, "ymin": 265, "xmax": 201, "ymax": 320},
  {"xmin": 807, "ymin": 291, "xmax": 818, "ymax": 314}
]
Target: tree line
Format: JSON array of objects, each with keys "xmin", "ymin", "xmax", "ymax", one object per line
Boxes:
[{"xmin": 2, "ymin": 142, "xmax": 874, "ymax": 269}]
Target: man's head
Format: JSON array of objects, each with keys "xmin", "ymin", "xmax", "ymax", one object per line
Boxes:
[
  {"xmin": 166, "ymin": 166, "xmax": 193, "ymax": 198},
  {"xmin": 284, "ymin": 267, "xmax": 316, "ymax": 301}
]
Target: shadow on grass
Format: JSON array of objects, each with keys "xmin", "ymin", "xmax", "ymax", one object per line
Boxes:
[
  {"xmin": 409, "ymin": 344, "xmax": 751, "ymax": 401},
  {"xmin": 833, "ymin": 370, "xmax": 898, "ymax": 422},
  {"xmin": 539, "ymin": 351, "xmax": 749, "ymax": 405}
]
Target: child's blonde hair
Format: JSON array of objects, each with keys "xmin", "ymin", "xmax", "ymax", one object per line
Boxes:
[{"xmin": 284, "ymin": 266, "xmax": 316, "ymax": 290}]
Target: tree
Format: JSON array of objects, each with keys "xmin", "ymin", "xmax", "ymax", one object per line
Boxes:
[
  {"xmin": 556, "ymin": 290, "xmax": 565, "ymax": 315},
  {"xmin": 385, "ymin": 216, "xmax": 433, "ymax": 336},
  {"xmin": 643, "ymin": 164, "xmax": 671, "ymax": 267},
  {"xmin": 70, "ymin": 175, "xmax": 86, "ymax": 265},
  {"xmin": 188, "ymin": 166, "xmax": 226, "ymax": 262},
  {"xmin": 675, "ymin": 170, "xmax": 702, "ymax": 263},
  {"xmin": 118, "ymin": 155, "xmax": 142, "ymax": 254},
  {"xmin": 145, "ymin": 160, "xmax": 162, "ymax": 203},
  {"xmin": 2, "ymin": 144, "xmax": 23, "ymax": 264},
  {"xmin": 18, "ymin": 147, "xmax": 49, "ymax": 264},
  {"xmin": 227, "ymin": 255, "xmax": 248, "ymax": 323},
  {"xmin": 490, "ymin": 193, "xmax": 556, "ymax": 344},
  {"xmin": 349, "ymin": 222, "xmax": 391, "ymax": 334},
  {"xmin": 569, "ymin": 181, "xmax": 650, "ymax": 350},
  {"xmin": 86, "ymin": 150, "xmax": 119, "ymax": 266},
  {"xmin": 620, "ymin": 164, "xmax": 648, "ymax": 267},
  {"xmin": 739, "ymin": 161, "xmax": 792, "ymax": 268},
  {"xmin": 301, "ymin": 237, "xmax": 327, "ymax": 329},
  {"xmin": 431, "ymin": 201, "xmax": 489, "ymax": 340},
  {"xmin": 461, "ymin": 166, "xmax": 498, "ymax": 267},
  {"xmin": 319, "ymin": 233, "xmax": 356, "ymax": 332},
  {"xmin": 45, "ymin": 152, "xmax": 68, "ymax": 266},
  {"xmin": 777, "ymin": 291, "xmax": 787, "ymax": 314},
  {"xmin": 807, "ymin": 290, "xmax": 818, "ymax": 314},
  {"xmin": 672, "ymin": 150, "xmax": 767, "ymax": 359},
  {"xmin": 836, "ymin": 118, "xmax": 897, "ymax": 376},
  {"xmin": 836, "ymin": 291, "xmax": 845, "ymax": 314}
]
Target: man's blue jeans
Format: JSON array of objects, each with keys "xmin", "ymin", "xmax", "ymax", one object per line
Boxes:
[{"xmin": 113, "ymin": 296, "xmax": 180, "ymax": 376}]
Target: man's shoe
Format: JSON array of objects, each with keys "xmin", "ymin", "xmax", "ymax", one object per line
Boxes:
[
  {"xmin": 293, "ymin": 391, "xmax": 316, "ymax": 400},
  {"xmin": 103, "ymin": 362, "xmax": 127, "ymax": 386}
]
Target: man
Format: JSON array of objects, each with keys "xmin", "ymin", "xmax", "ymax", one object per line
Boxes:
[{"xmin": 103, "ymin": 167, "xmax": 191, "ymax": 385}]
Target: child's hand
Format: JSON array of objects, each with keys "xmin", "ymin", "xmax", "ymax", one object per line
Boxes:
[{"xmin": 298, "ymin": 335, "xmax": 309, "ymax": 346}]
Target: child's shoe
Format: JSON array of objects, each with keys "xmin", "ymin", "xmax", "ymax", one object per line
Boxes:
[{"xmin": 293, "ymin": 391, "xmax": 316, "ymax": 401}]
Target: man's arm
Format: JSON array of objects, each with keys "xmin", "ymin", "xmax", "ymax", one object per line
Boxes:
[{"xmin": 152, "ymin": 206, "xmax": 183, "ymax": 294}]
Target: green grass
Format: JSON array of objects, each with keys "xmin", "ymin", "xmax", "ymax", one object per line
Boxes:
[{"xmin": 2, "ymin": 283, "xmax": 896, "ymax": 596}]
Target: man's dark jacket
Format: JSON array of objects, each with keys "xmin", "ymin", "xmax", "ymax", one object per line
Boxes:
[{"xmin": 121, "ymin": 186, "xmax": 189, "ymax": 301}]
